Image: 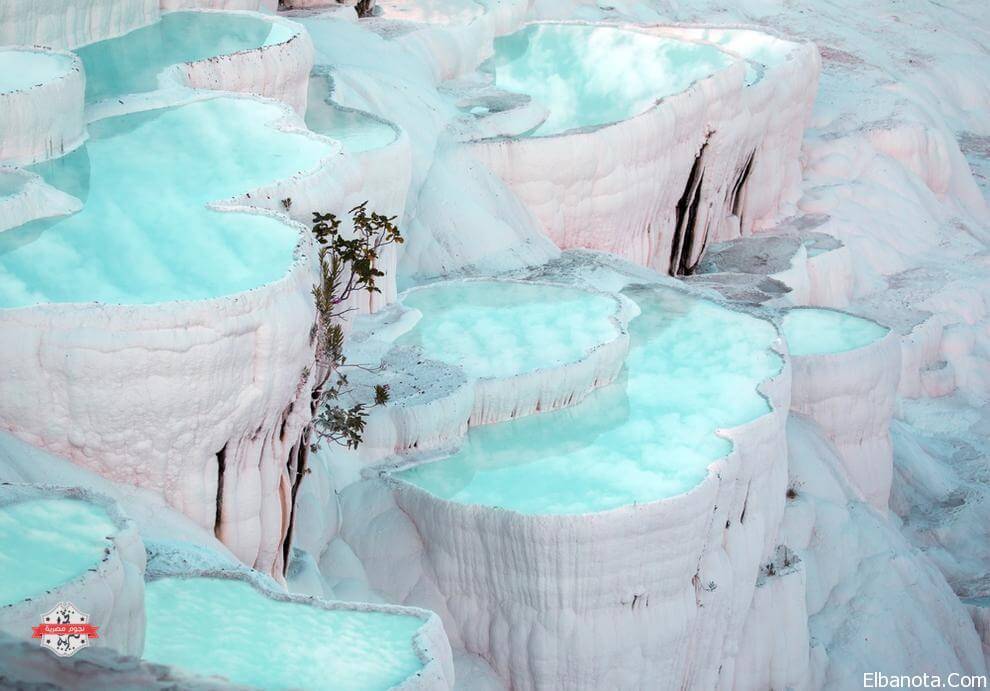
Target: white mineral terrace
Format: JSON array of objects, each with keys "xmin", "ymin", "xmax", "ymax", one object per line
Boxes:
[
  {"xmin": 0, "ymin": 485, "xmax": 146, "ymax": 656},
  {"xmin": 0, "ymin": 94, "xmax": 344, "ymax": 575},
  {"xmin": 1, "ymin": 0, "xmax": 987, "ymax": 687},
  {"xmin": 368, "ymin": 284, "xmax": 790, "ymax": 688},
  {"xmin": 0, "ymin": 47, "xmax": 85, "ymax": 165},
  {"xmin": 466, "ymin": 21, "xmax": 819, "ymax": 275},
  {"xmin": 76, "ymin": 10, "xmax": 313, "ymax": 116},
  {"xmin": 144, "ymin": 572, "xmax": 453, "ymax": 690},
  {"xmin": 350, "ymin": 279, "xmax": 633, "ymax": 462},
  {"xmin": 783, "ymin": 307, "xmax": 900, "ymax": 509}
]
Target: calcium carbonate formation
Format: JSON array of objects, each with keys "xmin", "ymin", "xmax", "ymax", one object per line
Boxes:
[
  {"xmin": 0, "ymin": 485, "xmax": 146, "ymax": 657},
  {"xmin": 0, "ymin": 0, "xmax": 987, "ymax": 688}
]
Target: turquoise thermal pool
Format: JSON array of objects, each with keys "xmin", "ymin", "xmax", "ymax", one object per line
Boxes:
[
  {"xmin": 75, "ymin": 11, "xmax": 295, "ymax": 104},
  {"xmin": 490, "ymin": 24, "xmax": 736, "ymax": 136},
  {"xmin": 782, "ymin": 308, "xmax": 888, "ymax": 357},
  {"xmin": 397, "ymin": 287, "xmax": 782, "ymax": 514},
  {"xmin": 305, "ymin": 77, "xmax": 397, "ymax": 153},
  {"xmin": 0, "ymin": 49, "xmax": 74, "ymax": 94},
  {"xmin": 395, "ymin": 281, "xmax": 622, "ymax": 380},
  {"xmin": 667, "ymin": 28, "xmax": 794, "ymax": 85},
  {"xmin": 0, "ymin": 97, "xmax": 334, "ymax": 308},
  {"xmin": 144, "ymin": 577, "xmax": 428, "ymax": 691},
  {"xmin": 0, "ymin": 498, "xmax": 116, "ymax": 607}
]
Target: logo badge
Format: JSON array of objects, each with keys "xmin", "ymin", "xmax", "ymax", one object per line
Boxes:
[{"xmin": 32, "ymin": 602, "xmax": 100, "ymax": 657}]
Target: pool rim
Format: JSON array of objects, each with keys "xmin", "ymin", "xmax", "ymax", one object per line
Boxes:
[
  {"xmin": 144, "ymin": 568, "xmax": 452, "ymax": 690},
  {"xmin": 0, "ymin": 483, "xmax": 135, "ymax": 611},
  {"xmin": 0, "ymin": 45, "xmax": 83, "ymax": 97}
]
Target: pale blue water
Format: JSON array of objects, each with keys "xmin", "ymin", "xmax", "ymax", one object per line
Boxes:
[
  {"xmin": 0, "ymin": 97, "xmax": 334, "ymax": 308},
  {"xmin": 144, "ymin": 577, "xmax": 427, "ymax": 691},
  {"xmin": 491, "ymin": 24, "xmax": 736, "ymax": 136},
  {"xmin": 0, "ymin": 49, "xmax": 74, "ymax": 94},
  {"xmin": 0, "ymin": 498, "xmax": 116, "ymax": 607},
  {"xmin": 75, "ymin": 11, "xmax": 294, "ymax": 103},
  {"xmin": 395, "ymin": 281, "xmax": 621, "ymax": 379},
  {"xmin": 398, "ymin": 288, "xmax": 782, "ymax": 514},
  {"xmin": 0, "ymin": 171, "xmax": 26, "ymax": 197},
  {"xmin": 305, "ymin": 76, "xmax": 397, "ymax": 153},
  {"xmin": 782, "ymin": 308, "xmax": 888, "ymax": 356}
]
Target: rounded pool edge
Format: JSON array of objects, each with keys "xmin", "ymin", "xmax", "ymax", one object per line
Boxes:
[
  {"xmin": 0, "ymin": 91, "xmax": 343, "ymax": 314},
  {"xmin": 0, "ymin": 46, "xmax": 86, "ymax": 166},
  {"xmin": 80, "ymin": 9, "xmax": 315, "ymax": 117},
  {"xmin": 0, "ymin": 483, "xmax": 146, "ymax": 656},
  {"xmin": 783, "ymin": 307, "xmax": 900, "ymax": 509},
  {"xmin": 781, "ymin": 306, "xmax": 890, "ymax": 358},
  {"xmin": 376, "ymin": 285, "xmax": 792, "ymax": 522},
  {"xmin": 470, "ymin": 20, "xmax": 749, "ymax": 143},
  {"xmin": 306, "ymin": 67, "xmax": 404, "ymax": 154},
  {"xmin": 357, "ymin": 277, "xmax": 637, "ymax": 458},
  {"xmin": 144, "ymin": 568, "xmax": 454, "ymax": 690}
]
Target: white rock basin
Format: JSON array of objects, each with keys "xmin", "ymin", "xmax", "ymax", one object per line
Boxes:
[
  {"xmin": 378, "ymin": 286, "xmax": 791, "ymax": 689},
  {"xmin": 375, "ymin": 0, "xmax": 485, "ymax": 25},
  {"xmin": 77, "ymin": 10, "xmax": 291, "ymax": 101},
  {"xmin": 0, "ymin": 49, "xmax": 77, "ymax": 95},
  {"xmin": 0, "ymin": 497, "xmax": 116, "ymax": 607},
  {"xmin": 75, "ymin": 10, "xmax": 312, "ymax": 113},
  {"xmin": 143, "ymin": 574, "xmax": 453, "ymax": 690},
  {"xmin": 782, "ymin": 307, "xmax": 900, "ymax": 509},
  {"xmin": 305, "ymin": 73, "xmax": 399, "ymax": 154},
  {"xmin": 466, "ymin": 22, "xmax": 819, "ymax": 276},
  {"xmin": 0, "ymin": 94, "xmax": 339, "ymax": 576},
  {"xmin": 395, "ymin": 286, "xmax": 782, "ymax": 514},
  {"xmin": 0, "ymin": 96, "xmax": 334, "ymax": 308},
  {"xmin": 356, "ymin": 279, "xmax": 632, "ymax": 461},
  {"xmin": 0, "ymin": 485, "xmax": 146, "ymax": 656},
  {"xmin": 0, "ymin": 47, "xmax": 86, "ymax": 165},
  {"xmin": 489, "ymin": 23, "xmax": 736, "ymax": 137},
  {"xmin": 782, "ymin": 307, "xmax": 888, "ymax": 356}
]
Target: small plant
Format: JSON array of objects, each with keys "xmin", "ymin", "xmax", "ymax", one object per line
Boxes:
[
  {"xmin": 786, "ymin": 480, "xmax": 803, "ymax": 501},
  {"xmin": 308, "ymin": 202, "xmax": 403, "ymax": 451},
  {"xmin": 281, "ymin": 197, "xmax": 292, "ymax": 211}
]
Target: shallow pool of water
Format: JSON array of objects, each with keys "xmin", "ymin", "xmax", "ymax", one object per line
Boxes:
[
  {"xmin": 395, "ymin": 281, "xmax": 622, "ymax": 379},
  {"xmin": 0, "ymin": 497, "xmax": 116, "ymax": 607},
  {"xmin": 0, "ymin": 49, "xmax": 74, "ymax": 94},
  {"xmin": 305, "ymin": 76, "xmax": 397, "ymax": 153},
  {"xmin": 0, "ymin": 97, "xmax": 334, "ymax": 308},
  {"xmin": 76, "ymin": 11, "xmax": 295, "ymax": 103},
  {"xmin": 144, "ymin": 577, "xmax": 427, "ymax": 690},
  {"xmin": 491, "ymin": 24, "xmax": 736, "ymax": 136},
  {"xmin": 782, "ymin": 308, "xmax": 888, "ymax": 357},
  {"xmin": 398, "ymin": 287, "xmax": 781, "ymax": 514}
]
